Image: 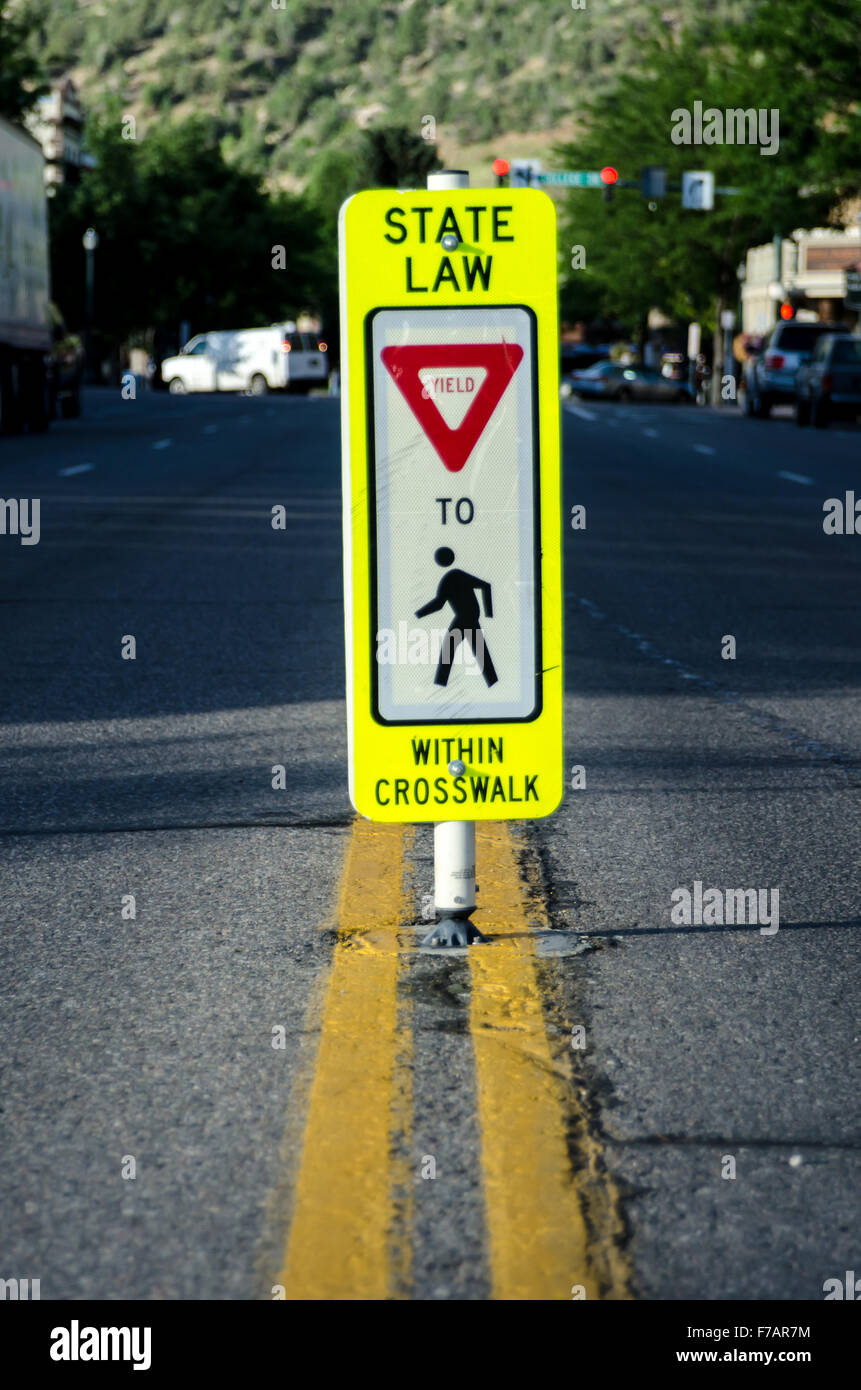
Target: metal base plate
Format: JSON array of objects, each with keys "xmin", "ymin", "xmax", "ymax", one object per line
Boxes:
[{"xmin": 419, "ymin": 916, "xmax": 488, "ymax": 948}]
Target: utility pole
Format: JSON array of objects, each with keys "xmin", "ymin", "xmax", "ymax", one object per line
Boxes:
[
  {"xmin": 711, "ymin": 298, "xmax": 725, "ymax": 407},
  {"xmin": 82, "ymin": 227, "xmax": 98, "ymax": 384}
]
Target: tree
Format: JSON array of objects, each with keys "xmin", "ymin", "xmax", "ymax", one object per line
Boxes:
[
  {"xmin": 555, "ymin": 0, "xmax": 861, "ymax": 355},
  {"xmin": 48, "ymin": 106, "xmax": 335, "ymax": 355},
  {"xmin": 0, "ymin": 1, "xmax": 47, "ymax": 122},
  {"xmin": 305, "ymin": 144, "xmax": 365, "ymax": 232},
  {"xmin": 357, "ymin": 124, "xmax": 441, "ymax": 190}
]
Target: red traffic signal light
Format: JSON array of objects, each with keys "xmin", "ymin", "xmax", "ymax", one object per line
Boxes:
[
  {"xmin": 600, "ymin": 166, "xmax": 618, "ymax": 185},
  {"xmin": 492, "ymin": 158, "xmax": 510, "ymax": 177},
  {"xmin": 779, "ymin": 301, "xmax": 794, "ymax": 320}
]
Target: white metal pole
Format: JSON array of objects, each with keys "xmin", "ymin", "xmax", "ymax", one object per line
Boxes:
[
  {"xmin": 427, "ymin": 170, "xmax": 470, "ymax": 191},
  {"xmin": 420, "ymin": 168, "xmax": 485, "ymax": 946},
  {"xmin": 434, "ymin": 819, "xmax": 476, "ymax": 915},
  {"xmin": 426, "ymin": 808, "xmax": 485, "ymax": 947}
]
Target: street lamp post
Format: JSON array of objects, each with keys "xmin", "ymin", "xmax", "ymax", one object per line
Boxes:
[{"xmin": 82, "ymin": 227, "xmax": 98, "ymax": 382}]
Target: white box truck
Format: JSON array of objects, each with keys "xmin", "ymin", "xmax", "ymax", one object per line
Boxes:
[
  {"xmin": 0, "ymin": 115, "xmax": 54, "ymax": 431},
  {"xmin": 160, "ymin": 324, "xmax": 328, "ymax": 396}
]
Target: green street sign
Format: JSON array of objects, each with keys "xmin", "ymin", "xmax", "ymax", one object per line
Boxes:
[{"xmin": 536, "ymin": 171, "xmax": 603, "ymax": 188}]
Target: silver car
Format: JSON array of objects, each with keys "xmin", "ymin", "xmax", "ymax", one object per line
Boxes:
[{"xmin": 570, "ymin": 361, "xmax": 692, "ymax": 403}]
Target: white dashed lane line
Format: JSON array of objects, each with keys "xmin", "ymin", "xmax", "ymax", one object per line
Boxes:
[
  {"xmin": 202, "ymin": 424, "xmax": 218, "ymax": 434},
  {"xmin": 152, "ymin": 438, "xmax": 173, "ymax": 450},
  {"xmin": 57, "ymin": 463, "xmax": 94, "ymax": 477},
  {"xmin": 777, "ymin": 471, "xmax": 813, "ymax": 485},
  {"xmin": 693, "ymin": 444, "xmax": 716, "ymax": 455},
  {"xmin": 573, "ymin": 593, "xmax": 855, "ymax": 775},
  {"xmin": 642, "ymin": 428, "xmax": 660, "ymax": 438},
  {"xmin": 564, "ymin": 403, "xmax": 599, "ymax": 422}
]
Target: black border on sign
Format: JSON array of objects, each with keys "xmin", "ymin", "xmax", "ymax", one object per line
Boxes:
[{"xmin": 364, "ymin": 304, "xmax": 543, "ymax": 727}]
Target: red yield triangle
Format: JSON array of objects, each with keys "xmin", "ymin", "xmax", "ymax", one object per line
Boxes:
[{"xmin": 380, "ymin": 341, "xmax": 524, "ymax": 473}]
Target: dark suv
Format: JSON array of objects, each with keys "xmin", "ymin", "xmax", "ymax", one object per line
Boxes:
[
  {"xmin": 743, "ymin": 320, "xmax": 846, "ymax": 418},
  {"xmin": 795, "ymin": 334, "xmax": 861, "ymax": 428}
]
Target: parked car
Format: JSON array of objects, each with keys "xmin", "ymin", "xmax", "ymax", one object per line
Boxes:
[
  {"xmin": 743, "ymin": 320, "xmax": 846, "ymax": 417},
  {"xmin": 795, "ymin": 333, "xmax": 861, "ymax": 428},
  {"xmin": 160, "ymin": 324, "xmax": 328, "ymax": 396},
  {"xmin": 568, "ymin": 360, "xmax": 693, "ymax": 403},
  {"xmin": 560, "ymin": 343, "xmax": 610, "ymax": 375}
]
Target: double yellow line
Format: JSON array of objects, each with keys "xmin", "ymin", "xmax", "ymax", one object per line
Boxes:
[{"xmin": 276, "ymin": 818, "xmax": 629, "ymax": 1300}]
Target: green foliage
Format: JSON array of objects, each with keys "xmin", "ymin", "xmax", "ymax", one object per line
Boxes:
[
  {"xmin": 0, "ymin": 1, "xmax": 47, "ymax": 121},
  {"xmin": 19, "ymin": 1, "xmax": 753, "ymax": 182},
  {"xmin": 356, "ymin": 124, "xmax": 441, "ymax": 190},
  {"xmin": 304, "ymin": 144, "xmax": 363, "ymax": 230},
  {"xmin": 14, "ymin": 0, "xmax": 861, "ymax": 350},
  {"xmin": 557, "ymin": 0, "xmax": 861, "ymax": 333},
  {"xmin": 48, "ymin": 106, "xmax": 335, "ymax": 345}
]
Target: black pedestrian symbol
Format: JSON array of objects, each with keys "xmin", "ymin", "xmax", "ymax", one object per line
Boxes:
[{"xmin": 415, "ymin": 547, "xmax": 499, "ymax": 687}]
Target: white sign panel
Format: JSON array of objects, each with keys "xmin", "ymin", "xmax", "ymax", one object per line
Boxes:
[
  {"xmin": 510, "ymin": 159, "xmax": 542, "ymax": 188},
  {"xmin": 682, "ymin": 170, "xmax": 715, "ymax": 210},
  {"xmin": 368, "ymin": 305, "xmax": 539, "ymax": 725}
]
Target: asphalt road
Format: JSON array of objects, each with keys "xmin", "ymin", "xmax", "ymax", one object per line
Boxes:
[
  {"xmin": 0, "ymin": 385, "xmax": 857, "ymax": 1301},
  {"xmin": 552, "ymin": 395, "xmax": 860, "ymax": 1298}
]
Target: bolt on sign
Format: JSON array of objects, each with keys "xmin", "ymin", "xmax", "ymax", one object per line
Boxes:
[{"xmin": 339, "ymin": 187, "xmax": 563, "ymax": 821}]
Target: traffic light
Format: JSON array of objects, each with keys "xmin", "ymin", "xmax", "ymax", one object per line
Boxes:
[
  {"xmin": 779, "ymin": 301, "xmax": 795, "ymax": 320},
  {"xmin": 640, "ymin": 166, "xmax": 666, "ymax": 199},
  {"xmin": 600, "ymin": 166, "xmax": 618, "ymax": 204}
]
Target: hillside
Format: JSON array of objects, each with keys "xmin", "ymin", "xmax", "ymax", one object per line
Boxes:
[{"xmin": 24, "ymin": 0, "xmax": 753, "ymax": 189}]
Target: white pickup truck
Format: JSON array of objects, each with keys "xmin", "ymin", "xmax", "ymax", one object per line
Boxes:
[{"xmin": 160, "ymin": 324, "xmax": 328, "ymax": 396}]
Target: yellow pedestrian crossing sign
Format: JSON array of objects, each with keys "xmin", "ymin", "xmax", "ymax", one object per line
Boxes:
[{"xmin": 339, "ymin": 183, "xmax": 563, "ymax": 821}]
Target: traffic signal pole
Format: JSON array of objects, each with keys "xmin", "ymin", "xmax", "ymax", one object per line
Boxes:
[{"xmin": 711, "ymin": 300, "xmax": 725, "ymax": 407}]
